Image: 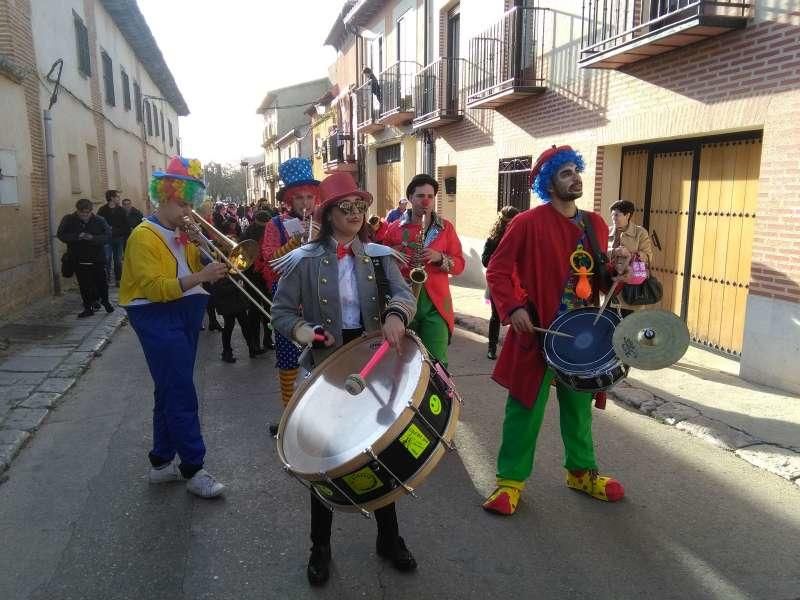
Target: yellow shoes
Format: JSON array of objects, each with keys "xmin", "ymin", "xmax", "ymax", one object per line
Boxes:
[
  {"xmin": 482, "ymin": 480, "xmax": 524, "ymax": 515},
  {"xmin": 566, "ymin": 470, "xmax": 625, "ymax": 502}
]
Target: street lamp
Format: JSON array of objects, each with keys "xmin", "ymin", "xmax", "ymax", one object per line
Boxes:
[{"xmin": 240, "ymin": 160, "xmax": 249, "ymax": 205}]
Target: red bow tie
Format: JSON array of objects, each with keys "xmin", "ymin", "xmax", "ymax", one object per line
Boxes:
[{"xmin": 336, "ymin": 243, "xmax": 354, "ymax": 260}]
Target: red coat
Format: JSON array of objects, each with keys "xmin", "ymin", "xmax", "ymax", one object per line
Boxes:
[
  {"xmin": 380, "ymin": 213, "xmax": 465, "ymax": 332},
  {"xmin": 257, "ymin": 215, "xmax": 297, "ymax": 289},
  {"xmin": 487, "ymin": 204, "xmax": 611, "ymax": 408}
]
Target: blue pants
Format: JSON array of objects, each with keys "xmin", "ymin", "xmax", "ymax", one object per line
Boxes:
[
  {"xmin": 105, "ymin": 237, "xmax": 125, "ymax": 283},
  {"xmin": 127, "ymin": 295, "xmax": 208, "ymax": 471}
]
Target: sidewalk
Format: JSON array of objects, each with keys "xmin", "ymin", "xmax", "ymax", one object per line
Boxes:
[
  {"xmin": 450, "ymin": 282, "xmax": 800, "ymax": 486},
  {"xmin": 0, "ymin": 289, "xmax": 127, "ymax": 475}
]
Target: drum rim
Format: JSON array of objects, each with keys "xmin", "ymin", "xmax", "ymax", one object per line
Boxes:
[
  {"xmin": 543, "ymin": 308, "xmax": 622, "ymax": 375},
  {"xmin": 277, "ymin": 330, "xmax": 432, "ymax": 478}
]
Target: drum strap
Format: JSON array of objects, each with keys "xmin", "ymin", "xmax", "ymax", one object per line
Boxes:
[
  {"xmin": 579, "ymin": 211, "xmax": 613, "ymax": 291},
  {"xmin": 370, "ymin": 257, "xmax": 390, "ymax": 316}
]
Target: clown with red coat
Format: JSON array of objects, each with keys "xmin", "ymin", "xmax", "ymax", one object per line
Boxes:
[{"xmin": 482, "ymin": 146, "xmax": 632, "ymax": 516}]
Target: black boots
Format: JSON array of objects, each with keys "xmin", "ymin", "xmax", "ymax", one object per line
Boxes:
[
  {"xmin": 376, "ymin": 535, "xmax": 417, "ymax": 572},
  {"xmin": 221, "ymin": 349, "xmax": 236, "ymax": 363},
  {"xmin": 306, "ymin": 544, "xmax": 331, "ymax": 586},
  {"xmin": 487, "ymin": 342, "xmax": 497, "ymax": 360}
]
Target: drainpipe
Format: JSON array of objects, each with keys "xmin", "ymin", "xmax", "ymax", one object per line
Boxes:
[{"xmin": 43, "ymin": 59, "xmax": 64, "ymax": 296}]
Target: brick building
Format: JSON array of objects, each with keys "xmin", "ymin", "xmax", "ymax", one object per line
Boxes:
[
  {"xmin": 323, "ymin": 0, "xmax": 800, "ymax": 393},
  {"xmin": 0, "ymin": 0, "xmax": 186, "ymax": 316}
]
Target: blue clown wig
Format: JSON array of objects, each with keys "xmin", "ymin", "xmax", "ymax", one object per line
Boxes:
[{"xmin": 531, "ymin": 148, "xmax": 585, "ymax": 202}]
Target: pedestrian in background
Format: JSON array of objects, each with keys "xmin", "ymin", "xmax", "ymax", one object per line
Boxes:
[
  {"xmin": 482, "ymin": 205, "xmax": 520, "ymax": 360},
  {"xmin": 609, "ymin": 200, "xmax": 654, "ymax": 316},
  {"xmin": 57, "ymin": 198, "xmax": 114, "ymax": 318},
  {"xmin": 121, "ymin": 198, "xmax": 143, "ymax": 247},
  {"xmin": 243, "ymin": 210, "xmax": 274, "ymax": 353},
  {"xmin": 97, "ymin": 189, "xmax": 127, "ymax": 286},
  {"xmin": 385, "ymin": 197, "xmax": 408, "ymax": 223}
]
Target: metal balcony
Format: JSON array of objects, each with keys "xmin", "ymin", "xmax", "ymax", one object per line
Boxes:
[
  {"xmin": 322, "ymin": 131, "xmax": 357, "ymax": 174},
  {"xmin": 466, "ymin": 5, "xmax": 549, "ymax": 109},
  {"xmin": 580, "ymin": 0, "xmax": 753, "ymax": 69},
  {"xmin": 413, "ymin": 57, "xmax": 466, "ymax": 129},
  {"xmin": 378, "ymin": 61, "xmax": 418, "ymax": 126},
  {"xmin": 356, "ymin": 81, "xmax": 384, "ymax": 134}
]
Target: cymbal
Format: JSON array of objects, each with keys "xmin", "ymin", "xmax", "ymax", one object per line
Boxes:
[{"xmin": 612, "ymin": 309, "xmax": 690, "ymax": 370}]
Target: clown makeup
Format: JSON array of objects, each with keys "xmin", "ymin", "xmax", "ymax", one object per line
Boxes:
[
  {"xmin": 409, "ymin": 183, "xmax": 436, "ymax": 221},
  {"xmin": 549, "ymin": 162, "xmax": 583, "ymax": 202}
]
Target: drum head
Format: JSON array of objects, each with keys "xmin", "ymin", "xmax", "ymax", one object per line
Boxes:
[
  {"xmin": 278, "ymin": 332, "xmax": 428, "ymax": 477},
  {"xmin": 543, "ymin": 308, "xmax": 622, "ymax": 376}
]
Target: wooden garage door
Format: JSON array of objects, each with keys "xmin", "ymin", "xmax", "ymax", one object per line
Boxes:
[
  {"xmin": 620, "ymin": 149, "xmax": 648, "ymax": 208},
  {"xmin": 376, "ymin": 162, "xmax": 402, "ymax": 218},
  {"xmin": 686, "ymin": 139, "xmax": 760, "ymax": 354}
]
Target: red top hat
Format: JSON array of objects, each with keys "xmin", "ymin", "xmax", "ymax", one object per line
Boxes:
[
  {"xmin": 529, "ymin": 144, "xmax": 575, "ymax": 188},
  {"xmin": 318, "ymin": 173, "xmax": 373, "ymax": 213}
]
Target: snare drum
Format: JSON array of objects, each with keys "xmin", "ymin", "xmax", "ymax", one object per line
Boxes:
[
  {"xmin": 277, "ymin": 331, "xmax": 461, "ymax": 513},
  {"xmin": 542, "ymin": 307, "xmax": 629, "ymax": 392}
]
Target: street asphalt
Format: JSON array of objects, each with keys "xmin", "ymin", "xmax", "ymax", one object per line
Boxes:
[{"xmin": 1, "ymin": 324, "xmax": 799, "ymax": 600}]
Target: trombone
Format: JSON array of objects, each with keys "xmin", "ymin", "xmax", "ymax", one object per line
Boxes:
[{"xmin": 180, "ymin": 210, "xmax": 273, "ymax": 321}]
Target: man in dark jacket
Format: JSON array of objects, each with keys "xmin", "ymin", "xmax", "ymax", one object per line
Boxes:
[
  {"xmin": 97, "ymin": 189, "xmax": 127, "ymax": 286},
  {"xmin": 121, "ymin": 198, "xmax": 144, "ymax": 245},
  {"xmin": 57, "ymin": 198, "xmax": 114, "ymax": 318}
]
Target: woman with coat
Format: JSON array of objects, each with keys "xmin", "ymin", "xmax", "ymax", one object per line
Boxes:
[
  {"xmin": 609, "ymin": 200, "xmax": 654, "ymax": 316},
  {"xmin": 481, "ymin": 206, "xmax": 520, "ymax": 359},
  {"xmin": 270, "ymin": 172, "xmax": 417, "ymax": 587}
]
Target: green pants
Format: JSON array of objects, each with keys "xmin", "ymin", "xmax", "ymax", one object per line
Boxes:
[
  {"xmin": 496, "ymin": 369, "xmax": 597, "ymax": 482},
  {"xmin": 410, "ymin": 288, "xmax": 449, "ymax": 367}
]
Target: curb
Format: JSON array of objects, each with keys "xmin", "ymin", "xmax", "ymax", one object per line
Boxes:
[
  {"xmin": 0, "ymin": 311, "xmax": 128, "ymax": 477},
  {"xmin": 454, "ymin": 311, "xmax": 800, "ymax": 487}
]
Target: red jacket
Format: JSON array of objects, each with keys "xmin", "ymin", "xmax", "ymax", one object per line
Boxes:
[
  {"xmin": 379, "ymin": 212, "xmax": 465, "ymax": 332},
  {"xmin": 257, "ymin": 214, "xmax": 298, "ymax": 289},
  {"xmin": 487, "ymin": 204, "xmax": 611, "ymax": 408}
]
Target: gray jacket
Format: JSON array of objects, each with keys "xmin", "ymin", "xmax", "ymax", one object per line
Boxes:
[{"xmin": 271, "ymin": 237, "xmax": 416, "ymax": 366}]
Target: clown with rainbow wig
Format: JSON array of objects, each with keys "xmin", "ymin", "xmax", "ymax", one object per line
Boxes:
[
  {"xmin": 120, "ymin": 156, "xmax": 229, "ymax": 498},
  {"xmin": 482, "ymin": 145, "xmax": 632, "ymax": 516}
]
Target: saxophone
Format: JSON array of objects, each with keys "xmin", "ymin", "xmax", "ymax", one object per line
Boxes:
[{"xmin": 409, "ymin": 213, "xmax": 428, "ymax": 299}]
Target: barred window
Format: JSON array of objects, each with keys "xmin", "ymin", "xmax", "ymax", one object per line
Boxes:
[
  {"xmin": 121, "ymin": 69, "xmax": 131, "ymax": 110},
  {"xmin": 145, "ymin": 101, "xmax": 153, "ymax": 135},
  {"xmin": 376, "ymin": 143, "xmax": 401, "ymax": 164},
  {"xmin": 73, "ymin": 12, "xmax": 91, "ymax": 77},
  {"xmin": 160, "ymin": 111, "xmax": 165, "ymax": 140},
  {"xmin": 101, "ymin": 51, "xmax": 115, "ymax": 106},
  {"xmin": 153, "ymin": 105, "xmax": 159, "ymax": 137},
  {"xmin": 497, "ymin": 156, "xmax": 532, "ymax": 212},
  {"xmin": 133, "ymin": 82, "xmax": 142, "ymax": 122}
]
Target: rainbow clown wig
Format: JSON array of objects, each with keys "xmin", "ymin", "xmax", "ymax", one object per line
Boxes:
[
  {"xmin": 529, "ymin": 145, "xmax": 585, "ymax": 202},
  {"xmin": 149, "ymin": 156, "xmax": 207, "ymax": 208}
]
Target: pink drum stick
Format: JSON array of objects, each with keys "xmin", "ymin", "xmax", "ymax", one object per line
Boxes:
[{"xmin": 345, "ymin": 340, "xmax": 391, "ymax": 395}]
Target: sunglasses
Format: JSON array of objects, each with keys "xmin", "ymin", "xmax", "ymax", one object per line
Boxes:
[{"xmin": 336, "ymin": 200, "xmax": 368, "ymax": 215}]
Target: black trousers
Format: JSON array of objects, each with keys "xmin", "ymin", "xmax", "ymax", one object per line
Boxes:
[
  {"xmin": 309, "ymin": 326, "xmax": 400, "ymax": 546},
  {"xmin": 221, "ymin": 312, "xmax": 252, "ymax": 353},
  {"xmin": 488, "ymin": 299, "xmax": 501, "ymax": 346},
  {"xmin": 76, "ymin": 261, "xmax": 108, "ymax": 309},
  {"xmin": 247, "ymin": 305, "xmax": 271, "ymax": 348}
]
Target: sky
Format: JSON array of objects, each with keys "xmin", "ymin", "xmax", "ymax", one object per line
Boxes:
[{"xmin": 137, "ymin": 0, "xmax": 342, "ymax": 166}]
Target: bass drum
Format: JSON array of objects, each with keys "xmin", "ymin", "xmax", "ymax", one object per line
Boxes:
[
  {"xmin": 277, "ymin": 331, "xmax": 461, "ymax": 513},
  {"xmin": 542, "ymin": 307, "xmax": 629, "ymax": 392}
]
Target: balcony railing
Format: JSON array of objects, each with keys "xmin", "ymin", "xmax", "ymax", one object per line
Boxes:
[
  {"xmin": 265, "ymin": 164, "xmax": 276, "ymax": 182},
  {"xmin": 413, "ymin": 57, "xmax": 466, "ymax": 129},
  {"xmin": 580, "ymin": 0, "xmax": 753, "ymax": 69},
  {"xmin": 466, "ymin": 5, "xmax": 549, "ymax": 109},
  {"xmin": 356, "ymin": 81, "xmax": 383, "ymax": 134},
  {"xmin": 321, "ymin": 131, "xmax": 357, "ymax": 174},
  {"xmin": 378, "ymin": 61, "xmax": 418, "ymax": 126}
]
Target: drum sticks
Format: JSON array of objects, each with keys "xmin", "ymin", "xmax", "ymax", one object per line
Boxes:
[{"xmin": 345, "ymin": 340, "xmax": 391, "ymax": 395}]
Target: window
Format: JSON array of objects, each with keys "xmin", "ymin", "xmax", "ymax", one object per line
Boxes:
[
  {"xmin": 144, "ymin": 101, "xmax": 152, "ymax": 135},
  {"xmin": 112, "ymin": 150, "xmax": 121, "ymax": 190},
  {"xmin": 377, "ymin": 143, "xmax": 401, "ymax": 164},
  {"xmin": 86, "ymin": 144, "xmax": 101, "ymax": 201},
  {"xmin": 168, "ymin": 120, "xmax": 174, "ymax": 148},
  {"xmin": 68, "ymin": 153, "xmax": 81, "ymax": 194},
  {"xmin": 73, "ymin": 12, "xmax": 91, "ymax": 77},
  {"xmin": 133, "ymin": 82, "xmax": 142, "ymax": 122},
  {"xmin": 121, "ymin": 69, "xmax": 131, "ymax": 111},
  {"xmin": 153, "ymin": 105, "xmax": 159, "ymax": 136},
  {"xmin": 497, "ymin": 156, "xmax": 532, "ymax": 212},
  {"xmin": 0, "ymin": 149, "xmax": 19, "ymax": 205},
  {"xmin": 160, "ymin": 111, "xmax": 165, "ymax": 141},
  {"xmin": 101, "ymin": 51, "xmax": 115, "ymax": 106}
]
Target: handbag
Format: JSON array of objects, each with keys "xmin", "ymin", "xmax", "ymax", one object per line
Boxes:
[
  {"xmin": 621, "ymin": 274, "xmax": 663, "ymax": 306},
  {"xmin": 60, "ymin": 250, "xmax": 75, "ymax": 278}
]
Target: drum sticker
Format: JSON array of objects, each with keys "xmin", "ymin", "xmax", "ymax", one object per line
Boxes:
[
  {"xmin": 428, "ymin": 393, "xmax": 443, "ymax": 416},
  {"xmin": 342, "ymin": 466, "xmax": 384, "ymax": 495},
  {"xmin": 313, "ymin": 483, "xmax": 334, "ymax": 498},
  {"xmin": 399, "ymin": 423, "xmax": 431, "ymax": 459}
]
